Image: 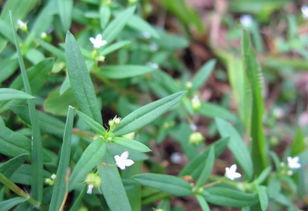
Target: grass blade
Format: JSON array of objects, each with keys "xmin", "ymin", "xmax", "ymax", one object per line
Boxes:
[
  {"xmin": 242, "ymin": 31, "xmax": 268, "ymax": 174},
  {"xmin": 49, "ymin": 106, "xmax": 75, "ymax": 211},
  {"xmin": 9, "ymin": 12, "xmax": 43, "ymax": 202}
]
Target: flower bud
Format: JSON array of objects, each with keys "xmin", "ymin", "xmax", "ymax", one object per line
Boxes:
[
  {"xmin": 185, "ymin": 81, "xmax": 192, "ymax": 89},
  {"xmin": 191, "ymin": 96, "xmax": 202, "ymax": 110},
  {"xmin": 108, "ymin": 116, "xmax": 121, "ymax": 129},
  {"xmin": 189, "ymin": 132, "xmax": 204, "ymax": 145},
  {"xmin": 85, "ymin": 173, "xmax": 102, "ymax": 188},
  {"xmin": 17, "ymin": 20, "xmax": 27, "ymax": 32}
]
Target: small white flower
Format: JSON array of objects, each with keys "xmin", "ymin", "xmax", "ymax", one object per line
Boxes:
[
  {"xmin": 89, "ymin": 34, "xmax": 107, "ymax": 48},
  {"xmin": 240, "ymin": 14, "xmax": 253, "ymax": 28},
  {"xmin": 114, "ymin": 151, "xmax": 134, "ymax": 170},
  {"xmin": 191, "ymin": 95, "xmax": 201, "ymax": 110},
  {"xmin": 40, "ymin": 32, "xmax": 47, "ymax": 39},
  {"xmin": 148, "ymin": 62, "xmax": 159, "ymax": 69},
  {"xmin": 287, "ymin": 156, "xmax": 301, "ymax": 169},
  {"xmin": 301, "ymin": 5, "xmax": 308, "ymax": 19},
  {"xmin": 150, "ymin": 43, "xmax": 158, "ymax": 51},
  {"xmin": 225, "ymin": 164, "xmax": 241, "ymax": 180},
  {"xmin": 189, "ymin": 124, "xmax": 197, "ymax": 131},
  {"xmin": 170, "ymin": 152, "xmax": 182, "ymax": 164},
  {"xmin": 17, "ymin": 19, "xmax": 27, "ymax": 31},
  {"xmin": 86, "ymin": 184, "xmax": 94, "ymax": 194},
  {"xmin": 142, "ymin": 32, "xmax": 151, "ymax": 39}
]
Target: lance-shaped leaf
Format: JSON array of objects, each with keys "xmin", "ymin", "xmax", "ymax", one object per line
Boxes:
[
  {"xmin": 196, "ymin": 195, "xmax": 210, "ymax": 211},
  {"xmin": 57, "ymin": 0, "xmax": 73, "ymax": 31},
  {"xmin": 102, "ymin": 6, "xmax": 136, "ymax": 43},
  {"xmin": 50, "ymin": 106, "xmax": 74, "ymax": 211},
  {"xmin": 0, "ymin": 88, "xmax": 34, "ymax": 101},
  {"xmin": 99, "ymin": 150, "xmax": 132, "ymax": 211},
  {"xmin": 114, "ymin": 91, "xmax": 185, "ymax": 136},
  {"xmin": 69, "ymin": 138, "xmax": 106, "ymax": 190},
  {"xmin": 191, "ymin": 59, "xmax": 216, "ymax": 91},
  {"xmin": 113, "ymin": 137, "xmax": 151, "ymax": 152},
  {"xmin": 95, "ymin": 65, "xmax": 157, "ymax": 79},
  {"xmin": 196, "ymin": 147, "xmax": 215, "ymax": 187},
  {"xmin": 256, "ymin": 185, "xmax": 269, "ymax": 211},
  {"xmin": 76, "ymin": 110, "xmax": 105, "ymax": 135},
  {"xmin": 65, "ymin": 32, "xmax": 102, "ymax": 124},
  {"xmin": 215, "ymin": 118, "xmax": 253, "ymax": 179},
  {"xmin": 133, "ymin": 173, "xmax": 192, "ymax": 196},
  {"xmin": 180, "ymin": 138, "xmax": 229, "ymax": 178},
  {"xmin": 0, "ymin": 197, "xmax": 26, "ymax": 211},
  {"xmin": 203, "ymin": 187, "xmax": 258, "ymax": 207}
]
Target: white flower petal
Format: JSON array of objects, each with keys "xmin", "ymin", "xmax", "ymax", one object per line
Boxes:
[
  {"xmin": 121, "ymin": 151, "xmax": 129, "ymax": 159},
  {"xmin": 124, "ymin": 159, "xmax": 134, "ymax": 167},
  {"xmin": 87, "ymin": 184, "xmax": 94, "ymax": 194}
]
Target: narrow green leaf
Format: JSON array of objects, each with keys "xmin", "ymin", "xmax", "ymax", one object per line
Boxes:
[
  {"xmin": 197, "ymin": 102, "xmax": 236, "ymax": 121},
  {"xmin": 215, "ymin": 118, "xmax": 253, "ymax": 179},
  {"xmin": 1, "ymin": 0, "xmax": 38, "ymax": 21},
  {"xmin": 180, "ymin": 137, "xmax": 229, "ymax": 178},
  {"xmin": 127, "ymin": 15, "xmax": 159, "ymax": 39},
  {"xmin": 290, "ymin": 128, "xmax": 305, "ymax": 156},
  {"xmin": 49, "ymin": 106, "xmax": 75, "ymax": 211},
  {"xmin": 196, "ymin": 147, "xmax": 215, "ymax": 187},
  {"xmin": 102, "ymin": 6, "xmax": 136, "ymax": 43},
  {"xmin": 0, "ymin": 88, "xmax": 34, "ymax": 101},
  {"xmin": 242, "ymin": 31, "xmax": 268, "ymax": 174},
  {"xmin": 203, "ymin": 187, "xmax": 258, "ymax": 207},
  {"xmin": 10, "ymin": 12, "xmax": 43, "ymax": 201},
  {"xmin": 133, "ymin": 173, "xmax": 193, "ymax": 196},
  {"xmin": 133, "ymin": 173, "xmax": 192, "ymax": 196},
  {"xmin": 101, "ymin": 40, "xmax": 130, "ymax": 56},
  {"xmin": 99, "ymin": 5, "xmax": 111, "ymax": 29},
  {"xmin": 57, "ymin": 0, "xmax": 73, "ymax": 31},
  {"xmin": 0, "ymin": 197, "xmax": 26, "ymax": 211},
  {"xmin": 0, "ymin": 124, "xmax": 30, "ymax": 157},
  {"xmin": 98, "ymin": 150, "xmax": 132, "ymax": 211},
  {"xmin": 44, "ymin": 88, "xmax": 77, "ymax": 116},
  {"xmin": 256, "ymin": 186, "xmax": 268, "ymax": 211},
  {"xmin": 0, "ymin": 154, "xmax": 27, "ymax": 178},
  {"xmin": 76, "ymin": 110, "xmax": 105, "ymax": 134},
  {"xmin": 114, "ymin": 91, "xmax": 185, "ymax": 136},
  {"xmin": 69, "ymin": 139, "xmax": 106, "ymax": 190},
  {"xmin": 254, "ymin": 167, "xmax": 271, "ymax": 185},
  {"xmin": 95, "ymin": 65, "xmax": 156, "ymax": 79},
  {"xmin": 196, "ymin": 195, "xmax": 210, "ymax": 211},
  {"xmin": 191, "ymin": 59, "xmax": 216, "ymax": 91},
  {"xmin": 65, "ymin": 31, "xmax": 102, "ymax": 124},
  {"xmin": 113, "ymin": 137, "xmax": 151, "ymax": 152}
]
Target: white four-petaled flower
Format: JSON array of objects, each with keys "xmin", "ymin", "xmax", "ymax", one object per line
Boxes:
[
  {"xmin": 225, "ymin": 164, "xmax": 241, "ymax": 180},
  {"xmin": 287, "ymin": 156, "xmax": 301, "ymax": 169},
  {"xmin": 89, "ymin": 34, "xmax": 107, "ymax": 48},
  {"xmin": 301, "ymin": 5, "xmax": 308, "ymax": 19},
  {"xmin": 114, "ymin": 151, "xmax": 134, "ymax": 170},
  {"xmin": 240, "ymin": 14, "xmax": 253, "ymax": 28}
]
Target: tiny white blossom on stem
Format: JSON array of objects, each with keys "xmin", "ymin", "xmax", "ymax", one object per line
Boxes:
[
  {"xmin": 87, "ymin": 184, "xmax": 94, "ymax": 194},
  {"xmin": 114, "ymin": 151, "xmax": 134, "ymax": 170},
  {"xmin": 240, "ymin": 14, "xmax": 253, "ymax": 28},
  {"xmin": 287, "ymin": 156, "xmax": 301, "ymax": 169},
  {"xmin": 301, "ymin": 5, "xmax": 308, "ymax": 19},
  {"xmin": 225, "ymin": 164, "xmax": 241, "ymax": 180},
  {"xmin": 89, "ymin": 34, "xmax": 107, "ymax": 48},
  {"xmin": 17, "ymin": 19, "xmax": 27, "ymax": 31}
]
